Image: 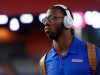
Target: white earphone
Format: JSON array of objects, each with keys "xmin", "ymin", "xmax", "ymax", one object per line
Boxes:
[{"xmin": 54, "ymin": 4, "xmax": 74, "ymax": 29}]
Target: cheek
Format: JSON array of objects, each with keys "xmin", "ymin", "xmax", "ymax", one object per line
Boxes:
[
  {"xmin": 51, "ymin": 20, "xmax": 64, "ymax": 32},
  {"xmin": 56, "ymin": 20, "xmax": 64, "ymax": 27},
  {"xmin": 53, "ymin": 25, "xmax": 62, "ymax": 33}
]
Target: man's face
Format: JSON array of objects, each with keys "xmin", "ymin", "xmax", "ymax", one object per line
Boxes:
[{"xmin": 43, "ymin": 9, "xmax": 65, "ymax": 40}]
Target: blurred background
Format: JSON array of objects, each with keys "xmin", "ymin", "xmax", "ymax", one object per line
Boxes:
[{"xmin": 0, "ymin": 0, "xmax": 100, "ymax": 75}]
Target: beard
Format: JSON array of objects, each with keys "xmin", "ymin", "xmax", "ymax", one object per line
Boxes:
[{"xmin": 46, "ymin": 24, "xmax": 64, "ymax": 40}]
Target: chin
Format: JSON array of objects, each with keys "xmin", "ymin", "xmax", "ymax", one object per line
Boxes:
[
  {"xmin": 48, "ymin": 34, "xmax": 58, "ymax": 40},
  {"xmin": 48, "ymin": 36, "xmax": 55, "ymax": 39},
  {"xmin": 46, "ymin": 31, "xmax": 59, "ymax": 40}
]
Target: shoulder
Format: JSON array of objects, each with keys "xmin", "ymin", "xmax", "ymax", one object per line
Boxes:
[
  {"xmin": 96, "ymin": 47, "xmax": 100, "ymax": 59},
  {"xmin": 72, "ymin": 36, "xmax": 87, "ymax": 48},
  {"xmin": 96, "ymin": 47, "xmax": 100, "ymax": 53},
  {"xmin": 39, "ymin": 48, "xmax": 55, "ymax": 62},
  {"xmin": 39, "ymin": 53, "xmax": 47, "ymax": 63},
  {"xmin": 73, "ymin": 37, "xmax": 87, "ymax": 52}
]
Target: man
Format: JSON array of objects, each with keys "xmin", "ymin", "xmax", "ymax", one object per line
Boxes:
[{"xmin": 39, "ymin": 4, "xmax": 100, "ymax": 75}]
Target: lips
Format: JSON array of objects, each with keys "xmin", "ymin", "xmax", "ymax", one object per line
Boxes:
[
  {"xmin": 44, "ymin": 28, "xmax": 50, "ymax": 33},
  {"xmin": 45, "ymin": 28, "xmax": 50, "ymax": 33}
]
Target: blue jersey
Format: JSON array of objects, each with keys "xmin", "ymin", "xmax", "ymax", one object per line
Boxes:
[{"xmin": 44, "ymin": 37, "xmax": 100, "ymax": 75}]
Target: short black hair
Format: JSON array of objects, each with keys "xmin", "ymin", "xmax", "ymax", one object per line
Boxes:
[{"xmin": 49, "ymin": 6, "xmax": 74, "ymax": 19}]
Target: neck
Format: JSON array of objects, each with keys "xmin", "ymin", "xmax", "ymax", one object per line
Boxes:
[{"xmin": 53, "ymin": 30, "xmax": 73, "ymax": 55}]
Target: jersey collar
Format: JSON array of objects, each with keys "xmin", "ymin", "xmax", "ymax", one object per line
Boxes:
[{"xmin": 50, "ymin": 36, "xmax": 84, "ymax": 57}]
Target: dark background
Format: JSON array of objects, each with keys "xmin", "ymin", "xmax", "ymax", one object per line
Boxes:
[{"xmin": 0, "ymin": 0, "xmax": 100, "ymax": 75}]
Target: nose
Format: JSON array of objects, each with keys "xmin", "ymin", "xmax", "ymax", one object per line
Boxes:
[{"xmin": 44, "ymin": 19, "xmax": 50, "ymax": 26}]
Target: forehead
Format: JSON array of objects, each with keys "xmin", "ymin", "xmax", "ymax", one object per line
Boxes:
[{"xmin": 46, "ymin": 9, "xmax": 64, "ymax": 17}]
